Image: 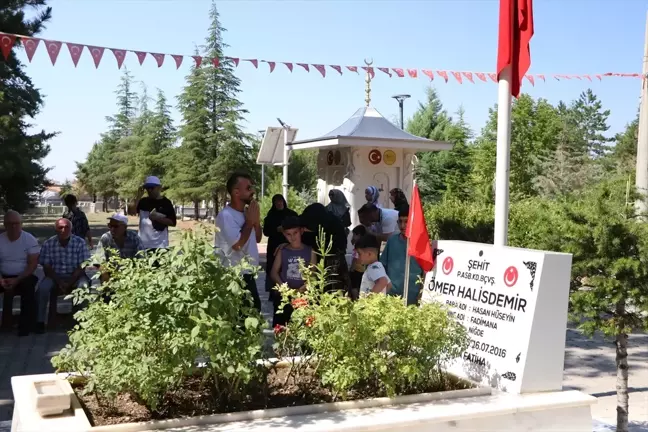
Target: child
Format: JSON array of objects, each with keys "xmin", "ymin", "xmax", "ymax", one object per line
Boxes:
[
  {"xmin": 270, "ymin": 216, "xmax": 317, "ymax": 326},
  {"xmin": 349, "ymin": 225, "xmax": 368, "ymax": 300},
  {"xmin": 354, "ymin": 234, "xmax": 392, "ymax": 295}
]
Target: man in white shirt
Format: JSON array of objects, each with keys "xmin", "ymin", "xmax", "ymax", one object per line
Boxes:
[
  {"xmin": 358, "ymin": 203, "xmax": 399, "ymax": 243},
  {"xmin": 214, "ymin": 172, "xmax": 262, "ymax": 311},
  {"xmin": 0, "ymin": 210, "xmax": 40, "ymax": 336}
]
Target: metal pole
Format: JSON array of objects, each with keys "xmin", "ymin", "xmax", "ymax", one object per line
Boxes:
[
  {"xmin": 493, "ymin": 66, "xmax": 513, "ymax": 247},
  {"xmin": 261, "ymin": 164, "xmax": 265, "ymax": 198},
  {"xmin": 635, "ymin": 11, "xmax": 648, "ymax": 217},
  {"xmin": 282, "ymin": 127, "xmax": 289, "ymax": 204},
  {"xmin": 399, "ymin": 100, "xmax": 405, "ymax": 130}
]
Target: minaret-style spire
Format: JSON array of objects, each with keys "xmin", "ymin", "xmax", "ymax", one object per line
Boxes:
[{"xmin": 364, "ymin": 58, "xmax": 373, "ymax": 107}]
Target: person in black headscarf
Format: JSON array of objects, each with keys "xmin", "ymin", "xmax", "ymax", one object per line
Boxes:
[
  {"xmin": 389, "ymin": 188, "xmax": 409, "ymax": 213},
  {"xmin": 299, "ymin": 203, "xmax": 350, "ymax": 293},
  {"xmin": 263, "ymin": 195, "xmax": 297, "ymax": 293}
]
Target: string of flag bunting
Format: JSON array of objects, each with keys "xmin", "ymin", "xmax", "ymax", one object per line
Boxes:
[{"xmin": 0, "ymin": 31, "xmax": 642, "ymax": 84}]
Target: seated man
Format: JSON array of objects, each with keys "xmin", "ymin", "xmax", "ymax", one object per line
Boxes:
[
  {"xmin": 38, "ymin": 218, "xmax": 90, "ymax": 332},
  {"xmin": 380, "ymin": 207, "xmax": 424, "ymax": 306},
  {"xmin": 0, "ymin": 211, "xmax": 40, "ymax": 336},
  {"xmin": 96, "ymin": 213, "xmax": 143, "ymax": 283}
]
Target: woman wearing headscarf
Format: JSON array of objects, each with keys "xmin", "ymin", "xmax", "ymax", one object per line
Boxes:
[
  {"xmin": 299, "ymin": 203, "xmax": 350, "ymax": 293},
  {"xmin": 365, "ymin": 186, "xmax": 381, "ymax": 206},
  {"xmin": 389, "ymin": 188, "xmax": 409, "ymax": 213},
  {"xmin": 263, "ymin": 194, "xmax": 297, "ymax": 293},
  {"xmin": 326, "ymin": 189, "xmax": 352, "ymax": 235}
]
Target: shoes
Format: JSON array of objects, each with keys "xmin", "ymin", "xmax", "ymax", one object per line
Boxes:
[{"xmin": 34, "ymin": 322, "xmax": 45, "ymax": 335}]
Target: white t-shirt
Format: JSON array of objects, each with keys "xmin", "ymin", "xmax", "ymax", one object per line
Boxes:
[
  {"xmin": 0, "ymin": 231, "xmax": 40, "ymax": 276},
  {"xmin": 360, "ymin": 261, "xmax": 391, "ymax": 295},
  {"xmin": 214, "ymin": 205, "xmax": 259, "ymax": 272},
  {"xmin": 379, "ymin": 208, "xmax": 399, "ymax": 237}
]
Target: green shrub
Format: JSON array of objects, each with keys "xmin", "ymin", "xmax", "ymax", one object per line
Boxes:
[
  {"xmin": 274, "ymin": 233, "xmax": 468, "ymax": 399},
  {"xmin": 51, "ymin": 228, "xmax": 266, "ymax": 410},
  {"xmin": 424, "ymin": 199, "xmax": 494, "ymax": 243},
  {"xmin": 260, "ymin": 176, "xmax": 309, "ymax": 218}
]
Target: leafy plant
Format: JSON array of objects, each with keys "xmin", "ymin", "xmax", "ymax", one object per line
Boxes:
[
  {"xmin": 274, "ymin": 231, "xmax": 468, "ymax": 399},
  {"xmin": 52, "ymin": 227, "xmax": 266, "ymax": 411}
]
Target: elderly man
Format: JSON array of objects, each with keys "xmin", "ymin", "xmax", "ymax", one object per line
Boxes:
[
  {"xmin": 0, "ymin": 211, "xmax": 40, "ymax": 336},
  {"xmin": 38, "ymin": 218, "xmax": 90, "ymax": 332},
  {"xmin": 99, "ymin": 213, "xmax": 144, "ymax": 260}
]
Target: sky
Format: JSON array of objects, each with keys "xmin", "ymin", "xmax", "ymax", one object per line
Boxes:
[{"xmin": 13, "ymin": 0, "xmax": 648, "ymax": 182}]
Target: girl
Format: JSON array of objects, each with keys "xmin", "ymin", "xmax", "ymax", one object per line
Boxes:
[{"xmin": 262, "ymin": 194, "xmax": 297, "ymax": 294}]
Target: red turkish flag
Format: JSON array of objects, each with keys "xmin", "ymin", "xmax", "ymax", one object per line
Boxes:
[
  {"xmin": 488, "ymin": 73, "xmax": 497, "ymax": 82},
  {"xmin": 346, "ymin": 66, "xmax": 358, "ymax": 73},
  {"xmin": 422, "ymin": 70, "xmax": 434, "ymax": 80},
  {"xmin": 283, "ymin": 62, "xmax": 293, "ymax": 72},
  {"xmin": 297, "ymin": 63, "xmax": 309, "ymax": 72},
  {"xmin": 313, "ymin": 64, "xmax": 326, "ymax": 77},
  {"xmin": 22, "ymin": 37, "xmax": 40, "ymax": 62},
  {"xmin": 0, "ymin": 33, "xmax": 16, "ymax": 60},
  {"xmin": 330, "ymin": 65, "xmax": 342, "ymax": 75},
  {"xmin": 87, "ymin": 45, "xmax": 104, "ymax": 68},
  {"xmin": 361, "ymin": 67, "xmax": 375, "ymax": 79},
  {"xmin": 229, "ymin": 57, "xmax": 240, "ymax": 67},
  {"xmin": 192, "ymin": 56, "xmax": 202, "ymax": 68},
  {"xmin": 526, "ymin": 74, "xmax": 535, "ymax": 86},
  {"xmin": 67, "ymin": 43, "xmax": 84, "ymax": 67},
  {"xmin": 212, "ymin": 57, "xmax": 219, "ymax": 68},
  {"xmin": 172, "ymin": 55, "xmax": 183, "ymax": 69},
  {"xmin": 406, "ymin": 184, "xmax": 434, "ymax": 272},
  {"xmin": 44, "ymin": 40, "xmax": 62, "ymax": 65},
  {"xmin": 111, "ymin": 49, "xmax": 126, "ymax": 69},
  {"xmin": 377, "ymin": 67, "xmax": 392, "ymax": 77},
  {"xmin": 392, "ymin": 68, "xmax": 405, "ymax": 78},
  {"xmin": 451, "ymin": 71, "xmax": 462, "ymax": 83},
  {"xmin": 245, "ymin": 59, "xmax": 258, "ymax": 68},
  {"xmin": 266, "ymin": 61, "xmax": 276, "ymax": 72},
  {"xmin": 497, "ymin": 0, "xmax": 534, "ymax": 97},
  {"xmin": 407, "ymin": 69, "xmax": 418, "ymax": 78},
  {"xmin": 476, "ymin": 72, "xmax": 487, "ymax": 82},
  {"xmin": 437, "ymin": 70, "xmax": 448, "ymax": 82},
  {"xmin": 462, "ymin": 72, "xmax": 474, "ymax": 83}
]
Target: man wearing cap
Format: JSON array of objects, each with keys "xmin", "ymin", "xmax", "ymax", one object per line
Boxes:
[
  {"xmin": 99, "ymin": 214, "xmax": 144, "ymax": 261},
  {"xmin": 136, "ymin": 176, "xmax": 177, "ymax": 250},
  {"xmin": 96, "ymin": 214, "xmax": 144, "ymax": 285}
]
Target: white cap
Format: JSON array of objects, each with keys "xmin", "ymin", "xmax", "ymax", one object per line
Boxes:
[
  {"xmin": 108, "ymin": 213, "xmax": 128, "ymax": 225},
  {"xmin": 143, "ymin": 176, "xmax": 162, "ymax": 188}
]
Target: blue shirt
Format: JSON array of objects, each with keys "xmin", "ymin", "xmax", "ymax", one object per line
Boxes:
[
  {"xmin": 39, "ymin": 235, "xmax": 90, "ymax": 276},
  {"xmin": 380, "ymin": 234, "xmax": 423, "ymax": 305}
]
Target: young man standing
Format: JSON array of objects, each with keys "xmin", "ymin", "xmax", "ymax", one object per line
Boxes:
[
  {"xmin": 380, "ymin": 207, "xmax": 424, "ymax": 306},
  {"xmin": 136, "ymin": 176, "xmax": 177, "ymax": 250},
  {"xmin": 214, "ymin": 172, "xmax": 262, "ymax": 312},
  {"xmin": 63, "ymin": 194, "xmax": 93, "ymax": 248}
]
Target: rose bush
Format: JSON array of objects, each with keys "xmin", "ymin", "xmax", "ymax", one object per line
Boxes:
[{"xmin": 273, "ymin": 231, "xmax": 469, "ymax": 399}]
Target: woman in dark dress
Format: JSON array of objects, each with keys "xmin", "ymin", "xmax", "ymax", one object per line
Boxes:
[
  {"xmin": 326, "ymin": 189, "xmax": 352, "ymax": 237},
  {"xmin": 263, "ymin": 195, "xmax": 297, "ymax": 294},
  {"xmin": 299, "ymin": 203, "xmax": 350, "ymax": 293}
]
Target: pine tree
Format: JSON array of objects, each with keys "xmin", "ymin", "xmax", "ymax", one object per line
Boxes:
[
  {"xmin": 571, "ymin": 89, "xmax": 612, "ymax": 159},
  {"xmin": 406, "ymin": 87, "xmax": 454, "ymax": 201},
  {"xmin": 0, "ymin": 1, "xmax": 55, "ymax": 211},
  {"xmin": 174, "ymin": 2, "xmax": 253, "ymax": 214}
]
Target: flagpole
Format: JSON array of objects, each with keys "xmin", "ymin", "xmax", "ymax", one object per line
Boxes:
[
  {"xmin": 494, "ymin": 65, "xmax": 513, "ymax": 247},
  {"xmin": 403, "ymin": 179, "xmax": 415, "ymax": 306}
]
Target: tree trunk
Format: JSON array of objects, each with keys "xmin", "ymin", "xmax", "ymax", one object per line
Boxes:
[
  {"xmin": 193, "ymin": 200, "xmax": 199, "ymax": 221},
  {"xmin": 616, "ymin": 300, "xmax": 629, "ymax": 432}
]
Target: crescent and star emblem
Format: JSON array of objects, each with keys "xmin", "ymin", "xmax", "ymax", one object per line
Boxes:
[
  {"xmin": 442, "ymin": 257, "xmax": 454, "ymax": 275},
  {"xmin": 504, "ymin": 266, "xmax": 519, "ymax": 287},
  {"xmin": 368, "ymin": 149, "xmax": 382, "ymax": 165}
]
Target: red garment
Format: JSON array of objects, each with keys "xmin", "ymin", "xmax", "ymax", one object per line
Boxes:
[
  {"xmin": 406, "ymin": 184, "xmax": 434, "ymax": 272},
  {"xmin": 496, "ymin": 0, "xmax": 534, "ymax": 97}
]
